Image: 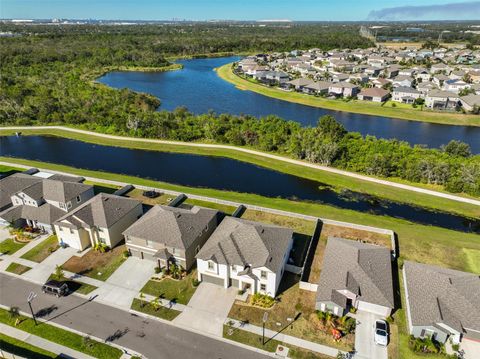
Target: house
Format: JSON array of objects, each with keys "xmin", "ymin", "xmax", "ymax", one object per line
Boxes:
[
  {"xmin": 329, "ymin": 82, "xmax": 359, "ymax": 97},
  {"xmin": 123, "ymin": 205, "xmax": 219, "ymax": 270},
  {"xmin": 403, "ymin": 261, "xmax": 480, "ymax": 344},
  {"xmin": 196, "ymin": 217, "xmax": 293, "ymax": 297},
  {"xmin": 287, "ymin": 78, "xmax": 314, "ymax": 91},
  {"xmin": 430, "ymin": 63, "xmax": 450, "ymax": 74},
  {"xmin": 398, "ymin": 68, "xmax": 415, "ymax": 77},
  {"xmin": 371, "ymin": 78, "xmax": 390, "ymax": 88},
  {"xmin": 357, "ymin": 87, "xmax": 390, "ymax": 102},
  {"xmin": 432, "ymin": 74, "xmax": 450, "ymax": 87},
  {"xmin": 443, "ymin": 79, "xmax": 470, "ymax": 94},
  {"xmin": 416, "ymin": 81, "xmax": 437, "ymax": 95},
  {"xmin": 392, "ymin": 87, "xmax": 422, "ymax": 104},
  {"xmin": 315, "ymin": 237, "xmax": 394, "ymax": 317},
  {"xmin": 460, "ymin": 94, "xmax": 480, "ymax": 112},
  {"xmin": 392, "ymin": 75, "xmax": 414, "ymax": 88},
  {"xmin": 415, "ymin": 68, "xmax": 431, "ymax": 82},
  {"xmin": 425, "ymin": 90, "xmax": 460, "ymax": 110},
  {"xmin": 0, "ymin": 172, "xmax": 94, "ymax": 232},
  {"xmin": 54, "ymin": 193, "xmax": 143, "ymax": 250},
  {"xmin": 303, "ymin": 81, "xmax": 330, "ymax": 95}
]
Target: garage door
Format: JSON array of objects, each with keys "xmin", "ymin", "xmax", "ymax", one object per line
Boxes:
[
  {"xmin": 357, "ymin": 301, "xmax": 391, "ymax": 317},
  {"xmin": 141, "ymin": 251, "xmax": 155, "ymax": 261},
  {"xmin": 129, "ymin": 248, "xmax": 142, "ymax": 259},
  {"xmin": 201, "ymin": 273, "xmax": 225, "ymax": 286}
]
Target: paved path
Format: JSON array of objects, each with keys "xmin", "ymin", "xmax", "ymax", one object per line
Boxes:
[
  {"xmin": 354, "ymin": 311, "xmax": 388, "ymax": 359},
  {"xmin": 174, "ymin": 283, "xmax": 237, "ymax": 336},
  {"xmin": 2, "ymin": 126, "xmax": 479, "ymax": 207},
  {"xmin": 23, "ymin": 247, "xmax": 78, "ymax": 284},
  {"xmin": 0, "ymin": 322, "xmax": 96, "ymax": 359},
  {"xmin": 227, "ymin": 318, "xmax": 346, "ymax": 357},
  {"xmin": 0, "ymin": 273, "xmax": 271, "ymax": 359},
  {"xmin": 138, "ymin": 292, "xmax": 187, "ymax": 312}
]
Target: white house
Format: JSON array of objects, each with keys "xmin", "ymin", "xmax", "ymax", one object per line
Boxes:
[
  {"xmin": 392, "ymin": 87, "xmax": 423, "ymax": 103},
  {"xmin": 196, "ymin": 217, "xmax": 293, "ymax": 297},
  {"xmin": 54, "ymin": 193, "xmax": 143, "ymax": 250},
  {"xmin": 425, "ymin": 90, "xmax": 460, "ymax": 110}
]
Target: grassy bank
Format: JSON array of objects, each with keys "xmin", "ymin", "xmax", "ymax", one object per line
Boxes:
[
  {"xmin": 0, "ymin": 158, "xmax": 479, "ymax": 275},
  {"xmin": 1, "ymin": 127, "xmax": 478, "ymax": 220},
  {"xmin": 216, "ymin": 63, "xmax": 480, "ymax": 127}
]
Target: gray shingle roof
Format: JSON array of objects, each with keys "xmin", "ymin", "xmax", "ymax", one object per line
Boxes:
[
  {"xmin": 0, "ymin": 203, "xmax": 65, "ymax": 225},
  {"xmin": 0, "ymin": 173, "xmax": 42, "ymax": 209},
  {"xmin": 403, "ymin": 261, "xmax": 480, "ymax": 333},
  {"xmin": 316, "ymin": 237, "xmax": 394, "ymax": 309},
  {"xmin": 123, "ymin": 205, "xmax": 218, "ymax": 250},
  {"xmin": 196, "ymin": 217, "xmax": 293, "ymax": 273},
  {"xmin": 55, "ymin": 193, "xmax": 141, "ymax": 229}
]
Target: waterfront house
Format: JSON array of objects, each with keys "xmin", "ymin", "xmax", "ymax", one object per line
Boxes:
[
  {"xmin": 328, "ymin": 82, "xmax": 359, "ymax": 98},
  {"xmin": 357, "ymin": 87, "xmax": 390, "ymax": 102},
  {"xmin": 460, "ymin": 94, "xmax": 480, "ymax": 112},
  {"xmin": 123, "ymin": 205, "xmax": 219, "ymax": 270},
  {"xmin": 54, "ymin": 193, "xmax": 142, "ymax": 250},
  {"xmin": 425, "ymin": 90, "xmax": 459, "ymax": 110},
  {"xmin": 287, "ymin": 78, "xmax": 314, "ymax": 91},
  {"xmin": 196, "ymin": 217, "xmax": 293, "ymax": 297},
  {"xmin": 392, "ymin": 87, "xmax": 422, "ymax": 104},
  {"xmin": 403, "ymin": 261, "xmax": 480, "ymax": 344},
  {"xmin": 303, "ymin": 81, "xmax": 330, "ymax": 95}
]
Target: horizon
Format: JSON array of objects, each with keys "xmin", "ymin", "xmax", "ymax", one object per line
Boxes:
[{"xmin": 2, "ymin": 0, "xmax": 480, "ymax": 22}]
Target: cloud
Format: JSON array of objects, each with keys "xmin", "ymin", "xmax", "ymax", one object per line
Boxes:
[{"xmin": 367, "ymin": 1, "xmax": 480, "ymax": 21}]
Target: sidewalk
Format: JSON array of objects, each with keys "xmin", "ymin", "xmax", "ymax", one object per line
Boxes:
[
  {"xmin": 0, "ymin": 322, "xmax": 96, "ymax": 359},
  {"xmin": 227, "ymin": 318, "xmax": 346, "ymax": 357},
  {"xmin": 139, "ymin": 292, "xmax": 187, "ymax": 311}
]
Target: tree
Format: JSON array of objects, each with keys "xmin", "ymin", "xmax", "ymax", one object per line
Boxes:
[
  {"xmin": 53, "ymin": 265, "xmax": 64, "ymax": 280},
  {"xmin": 441, "ymin": 140, "xmax": 471, "ymax": 158},
  {"xmin": 317, "ymin": 115, "xmax": 346, "ymax": 142},
  {"xmin": 8, "ymin": 306, "xmax": 21, "ymax": 326}
]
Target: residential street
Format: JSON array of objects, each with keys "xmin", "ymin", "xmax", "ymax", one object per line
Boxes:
[{"xmin": 0, "ymin": 274, "xmax": 270, "ymax": 359}]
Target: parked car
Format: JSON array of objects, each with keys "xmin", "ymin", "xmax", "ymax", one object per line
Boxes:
[
  {"xmin": 42, "ymin": 280, "xmax": 69, "ymax": 297},
  {"xmin": 374, "ymin": 319, "xmax": 389, "ymax": 346}
]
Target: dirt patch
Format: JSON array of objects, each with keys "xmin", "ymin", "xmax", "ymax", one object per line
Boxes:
[
  {"xmin": 125, "ymin": 189, "xmax": 175, "ymax": 206},
  {"xmin": 242, "ymin": 210, "xmax": 316, "ymax": 235}
]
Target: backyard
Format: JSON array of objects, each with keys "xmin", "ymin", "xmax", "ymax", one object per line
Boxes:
[
  {"xmin": 20, "ymin": 235, "xmax": 60, "ymax": 263},
  {"xmin": 62, "ymin": 244, "xmax": 127, "ymax": 281},
  {"xmin": 228, "ymin": 273, "xmax": 355, "ymax": 351},
  {"xmin": 140, "ymin": 269, "xmax": 198, "ymax": 305}
]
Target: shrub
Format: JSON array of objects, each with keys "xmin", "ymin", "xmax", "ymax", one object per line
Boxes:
[
  {"xmin": 250, "ymin": 293, "xmax": 275, "ymax": 308},
  {"xmin": 408, "ymin": 335, "xmax": 442, "ymax": 354},
  {"xmin": 192, "ymin": 278, "xmax": 200, "ymax": 287},
  {"xmin": 123, "ymin": 250, "xmax": 131, "ymax": 258},
  {"xmin": 154, "ymin": 266, "xmax": 161, "ymax": 274}
]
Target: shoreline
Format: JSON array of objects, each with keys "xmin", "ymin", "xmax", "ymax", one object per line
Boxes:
[{"xmin": 215, "ymin": 63, "xmax": 480, "ymax": 127}]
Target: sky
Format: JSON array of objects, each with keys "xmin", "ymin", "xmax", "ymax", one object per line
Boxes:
[{"xmin": 1, "ymin": 0, "xmax": 480, "ymax": 21}]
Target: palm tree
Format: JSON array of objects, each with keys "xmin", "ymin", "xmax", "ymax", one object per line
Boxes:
[
  {"xmin": 8, "ymin": 306, "xmax": 21, "ymax": 326},
  {"xmin": 54, "ymin": 265, "xmax": 64, "ymax": 280},
  {"xmin": 169, "ymin": 263, "xmax": 181, "ymax": 280}
]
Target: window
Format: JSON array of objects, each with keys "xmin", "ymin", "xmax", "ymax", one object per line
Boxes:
[
  {"xmin": 260, "ymin": 270, "xmax": 267, "ymax": 279},
  {"xmin": 208, "ymin": 261, "xmax": 215, "ymax": 271},
  {"xmin": 231, "ymin": 265, "xmax": 236, "ymax": 272},
  {"xmin": 76, "ymin": 195, "xmax": 81, "ymax": 203},
  {"xmin": 260, "ymin": 284, "xmax": 266, "ymax": 291}
]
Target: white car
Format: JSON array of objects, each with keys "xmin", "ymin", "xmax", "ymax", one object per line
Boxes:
[{"xmin": 374, "ymin": 320, "xmax": 389, "ymax": 346}]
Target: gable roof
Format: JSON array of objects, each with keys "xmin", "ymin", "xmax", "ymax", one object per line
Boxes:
[
  {"xmin": 55, "ymin": 193, "xmax": 141, "ymax": 229},
  {"xmin": 0, "ymin": 173, "xmax": 42, "ymax": 209},
  {"xmin": 0, "ymin": 203, "xmax": 65, "ymax": 225},
  {"xmin": 359, "ymin": 87, "xmax": 390, "ymax": 98},
  {"xmin": 403, "ymin": 261, "xmax": 480, "ymax": 334},
  {"xmin": 123, "ymin": 205, "xmax": 218, "ymax": 250},
  {"xmin": 196, "ymin": 217, "xmax": 293, "ymax": 273},
  {"xmin": 316, "ymin": 237, "xmax": 394, "ymax": 309}
]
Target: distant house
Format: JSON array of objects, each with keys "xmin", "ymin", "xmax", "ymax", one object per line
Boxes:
[
  {"xmin": 196, "ymin": 217, "xmax": 293, "ymax": 297},
  {"xmin": 328, "ymin": 82, "xmax": 359, "ymax": 98},
  {"xmin": 432, "ymin": 74, "xmax": 450, "ymax": 87},
  {"xmin": 403, "ymin": 261, "xmax": 480, "ymax": 344},
  {"xmin": 425, "ymin": 90, "xmax": 460, "ymax": 110},
  {"xmin": 303, "ymin": 81, "xmax": 330, "ymax": 95},
  {"xmin": 415, "ymin": 68, "xmax": 431, "ymax": 82},
  {"xmin": 416, "ymin": 81, "xmax": 438, "ymax": 95},
  {"xmin": 430, "ymin": 63, "xmax": 450, "ymax": 74},
  {"xmin": 0, "ymin": 173, "xmax": 94, "ymax": 232},
  {"xmin": 357, "ymin": 87, "xmax": 390, "ymax": 102},
  {"xmin": 54, "ymin": 193, "xmax": 142, "ymax": 250},
  {"xmin": 443, "ymin": 79, "xmax": 470, "ymax": 94},
  {"xmin": 315, "ymin": 237, "xmax": 394, "ymax": 317},
  {"xmin": 371, "ymin": 78, "xmax": 390, "ymax": 88},
  {"xmin": 392, "ymin": 87, "xmax": 422, "ymax": 104},
  {"xmin": 460, "ymin": 94, "xmax": 480, "ymax": 112},
  {"xmin": 287, "ymin": 78, "xmax": 314, "ymax": 91},
  {"xmin": 392, "ymin": 75, "xmax": 414, "ymax": 88},
  {"xmin": 123, "ymin": 205, "xmax": 219, "ymax": 271}
]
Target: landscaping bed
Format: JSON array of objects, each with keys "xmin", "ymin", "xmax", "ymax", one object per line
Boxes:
[
  {"xmin": 20, "ymin": 235, "xmax": 60, "ymax": 263},
  {"xmin": 5, "ymin": 262, "xmax": 31, "ymax": 275},
  {"xmin": 141, "ymin": 269, "xmax": 198, "ymax": 305},
  {"xmin": 0, "ymin": 238, "xmax": 27, "ymax": 255},
  {"xmin": 62, "ymin": 244, "xmax": 127, "ymax": 281},
  {"xmin": 0, "ymin": 308, "xmax": 122, "ymax": 359},
  {"xmin": 130, "ymin": 298, "xmax": 181, "ymax": 321},
  {"xmin": 228, "ymin": 273, "xmax": 354, "ymax": 351}
]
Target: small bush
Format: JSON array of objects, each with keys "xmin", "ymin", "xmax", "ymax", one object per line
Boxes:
[
  {"xmin": 154, "ymin": 266, "xmax": 161, "ymax": 274},
  {"xmin": 192, "ymin": 278, "xmax": 200, "ymax": 287},
  {"xmin": 250, "ymin": 293, "xmax": 275, "ymax": 308},
  {"xmin": 123, "ymin": 250, "xmax": 130, "ymax": 258}
]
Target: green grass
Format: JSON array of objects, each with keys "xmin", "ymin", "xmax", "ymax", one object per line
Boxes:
[
  {"xmin": 223, "ymin": 325, "xmax": 334, "ymax": 359},
  {"xmin": 1, "ymin": 128, "xmax": 478, "ymax": 220},
  {"xmin": 0, "ymin": 333, "xmax": 57, "ymax": 359},
  {"xmin": 0, "ymin": 238, "xmax": 27, "ymax": 255},
  {"xmin": 463, "ymin": 248, "xmax": 480, "ymax": 273},
  {"xmin": 130, "ymin": 298, "xmax": 181, "ymax": 321},
  {"xmin": 216, "ymin": 63, "xmax": 480, "ymax": 127},
  {"xmin": 5, "ymin": 262, "xmax": 31, "ymax": 275},
  {"xmin": 0, "ymin": 308, "xmax": 122, "ymax": 359},
  {"xmin": 141, "ymin": 271, "xmax": 198, "ymax": 305},
  {"xmin": 1, "ymin": 158, "xmax": 479, "ymax": 275},
  {"xmin": 20, "ymin": 235, "xmax": 60, "ymax": 263}
]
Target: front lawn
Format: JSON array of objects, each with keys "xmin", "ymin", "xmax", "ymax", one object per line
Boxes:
[
  {"xmin": 228, "ymin": 273, "xmax": 354, "ymax": 352},
  {"xmin": 0, "ymin": 333, "xmax": 57, "ymax": 359},
  {"xmin": 141, "ymin": 269, "xmax": 197, "ymax": 305},
  {"xmin": 62, "ymin": 245, "xmax": 127, "ymax": 281},
  {"xmin": 0, "ymin": 238, "xmax": 27, "ymax": 255},
  {"xmin": 0, "ymin": 308, "xmax": 122, "ymax": 359},
  {"xmin": 5, "ymin": 262, "xmax": 31, "ymax": 275},
  {"xmin": 130, "ymin": 298, "xmax": 181, "ymax": 321},
  {"xmin": 20, "ymin": 235, "xmax": 60, "ymax": 263}
]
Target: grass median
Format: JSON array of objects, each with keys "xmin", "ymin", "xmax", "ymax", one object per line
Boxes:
[{"xmin": 1, "ymin": 127, "xmax": 478, "ymax": 220}]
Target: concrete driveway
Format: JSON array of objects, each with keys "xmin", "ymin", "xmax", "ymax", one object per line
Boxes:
[
  {"xmin": 461, "ymin": 338, "xmax": 480, "ymax": 359},
  {"xmin": 0, "ymin": 226, "xmax": 10, "ymax": 243},
  {"xmin": 354, "ymin": 311, "xmax": 388, "ymax": 359},
  {"xmin": 174, "ymin": 282, "xmax": 237, "ymax": 336},
  {"xmin": 93, "ymin": 257, "xmax": 155, "ymax": 308},
  {"xmin": 23, "ymin": 246, "xmax": 78, "ymax": 284}
]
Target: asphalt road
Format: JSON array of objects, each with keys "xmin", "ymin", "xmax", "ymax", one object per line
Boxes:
[{"xmin": 0, "ymin": 274, "xmax": 269, "ymax": 359}]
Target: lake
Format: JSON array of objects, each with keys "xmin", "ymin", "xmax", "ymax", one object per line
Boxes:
[
  {"xmin": 98, "ymin": 56, "xmax": 480, "ymax": 153},
  {"xmin": 1, "ymin": 135, "xmax": 478, "ymax": 234}
]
